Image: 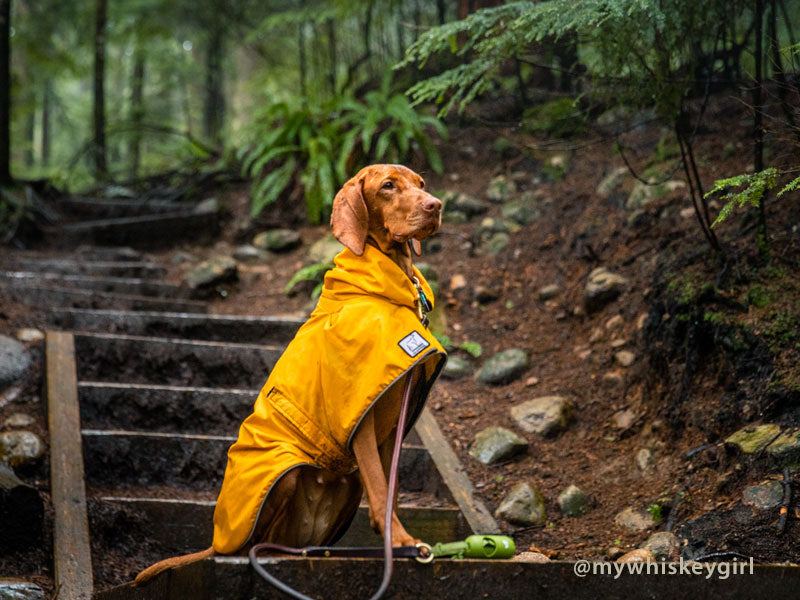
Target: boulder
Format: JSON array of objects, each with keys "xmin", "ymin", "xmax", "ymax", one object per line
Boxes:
[
  {"xmin": 233, "ymin": 245, "xmax": 273, "ymax": 264},
  {"xmin": 306, "ymin": 234, "xmax": 343, "ymax": 264},
  {"xmin": 495, "ymin": 482, "xmax": 547, "ymax": 526},
  {"xmin": 558, "ymin": 485, "xmax": 588, "ymax": 517},
  {"xmin": 615, "ymin": 507, "xmax": 654, "ymax": 532},
  {"xmin": 185, "ymin": 256, "xmax": 238, "ymax": 289},
  {"xmin": 0, "ymin": 336, "xmax": 30, "ymax": 389},
  {"xmin": 502, "ymin": 201, "xmax": 539, "ymax": 226},
  {"xmin": 476, "ymin": 349, "xmax": 530, "ymax": 385},
  {"xmin": 469, "ymin": 427, "xmax": 528, "ymax": 464},
  {"xmin": 742, "ymin": 481, "xmax": 784, "ymax": 510},
  {"xmin": 442, "ymin": 356, "xmax": 471, "ymax": 380},
  {"xmin": 584, "ymin": 267, "xmax": 628, "ymax": 312},
  {"xmin": 641, "ymin": 531, "xmax": 680, "ymax": 562},
  {"xmin": 596, "ymin": 167, "xmax": 629, "ymax": 199},
  {"xmin": 486, "ymin": 175, "xmax": 517, "ymax": 203},
  {"xmin": 765, "ymin": 428, "xmax": 800, "ymax": 463},
  {"xmin": 253, "ymin": 229, "xmax": 302, "ymax": 252},
  {"xmin": 510, "ymin": 396, "xmax": 574, "ymax": 436},
  {"xmin": 0, "ymin": 580, "xmax": 45, "ymax": 600},
  {"xmin": 725, "ymin": 424, "xmax": 781, "ymax": 454},
  {"xmin": 0, "ymin": 431, "xmax": 45, "ymax": 467}
]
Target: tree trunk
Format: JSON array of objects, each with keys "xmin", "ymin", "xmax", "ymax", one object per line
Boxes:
[
  {"xmin": 297, "ymin": 18, "xmax": 307, "ymax": 103},
  {"xmin": 554, "ymin": 32, "xmax": 580, "ymax": 93},
  {"xmin": 327, "ymin": 19, "xmax": 337, "ymax": 95},
  {"xmin": 24, "ymin": 107, "xmax": 34, "ymax": 168},
  {"xmin": 436, "ymin": 0, "xmax": 447, "ymax": 25},
  {"xmin": 203, "ymin": 23, "xmax": 225, "ymax": 147},
  {"xmin": 93, "ymin": 0, "xmax": 107, "ymax": 179},
  {"xmin": 753, "ymin": 0, "xmax": 767, "ymax": 257},
  {"xmin": 129, "ymin": 47, "xmax": 145, "ymax": 179},
  {"xmin": 41, "ymin": 79, "xmax": 50, "ymax": 167},
  {"xmin": 769, "ymin": 0, "xmax": 798, "ymax": 138},
  {"xmin": 0, "ymin": 463, "xmax": 44, "ymax": 551},
  {"xmin": 0, "ymin": 0, "xmax": 11, "ymax": 185}
]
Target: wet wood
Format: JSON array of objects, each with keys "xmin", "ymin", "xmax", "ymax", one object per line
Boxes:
[
  {"xmin": 414, "ymin": 407, "xmax": 500, "ymax": 534},
  {"xmin": 46, "ymin": 330, "xmax": 93, "ymax": 600}
]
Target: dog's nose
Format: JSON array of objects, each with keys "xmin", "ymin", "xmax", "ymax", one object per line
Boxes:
[{"xmin": 422, "ymin": 196, "xmax": 442, "ymax": 213}]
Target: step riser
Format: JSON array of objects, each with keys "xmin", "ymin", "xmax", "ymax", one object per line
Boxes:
[
  {"xmin": 7, "ymin": 260, "xmax": 166, "ymax": 278},
  {"xmin": 62, "ymin": 199, "xmax": 186, "ymax": 218},
  {"xmin": 54, "ymin": 309, "xmax": 303, "ymax": 344},
  {"xmin": 82, "ymin": 433, "xmax": 444, "ymax": 496},
  {"xmin": 79, "ymin": 385, "xmax": 256, "ymax": 436},
  {"xmin": 74, "ymin": 335, "xmax": 279, "ymax": 388},
  {"xmin": 0, "ymin": 272, "xmax": 182, "ymax": 296},
  {"xmin": 2, "ymin": 285, "xmax": 207, "ymax": 313},
  {"xmin": 90, "ymin": 498, "xmax": 468, "ymax": 553}
]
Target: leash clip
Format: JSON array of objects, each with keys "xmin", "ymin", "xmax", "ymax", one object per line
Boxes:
[
  {"xmin": 411, "ymin": 276, "xmax": 432, "ymax": 327},
  {"xmin": 415, "ymin": 542, "xmax": 434, "ymax": 564}
]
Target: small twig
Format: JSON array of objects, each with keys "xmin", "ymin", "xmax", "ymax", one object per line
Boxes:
[
  {"xmin": 665, "ymin": 488, "xmax": 685, "ymax": 533},
  {"xmin": 777, "ymin": 468, "xmax": 792, "ymax": 535}
]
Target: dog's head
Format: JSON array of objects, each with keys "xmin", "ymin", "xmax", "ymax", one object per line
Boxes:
[{"xmin": 330, "ymin": 164, "xmax": 442, "ymax": 256}]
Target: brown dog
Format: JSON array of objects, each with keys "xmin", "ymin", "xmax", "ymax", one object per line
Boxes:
[{"xmin": 135, "ymin": 164, "xmax": 445, "ymax": 585}]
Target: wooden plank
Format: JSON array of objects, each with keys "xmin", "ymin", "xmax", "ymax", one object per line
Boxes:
[
  {"xmin": 46, "ymin": 331, "xmax": 93, "ymax": 600},
  {"xmin": 414, "ymin": 407, "xmax": 500, "ymax": 534}
]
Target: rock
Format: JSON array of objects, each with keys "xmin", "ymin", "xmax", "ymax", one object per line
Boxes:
[
  {"xmin": 193, "ymin": 197, "xmax": 219, "ymax": 214},
  {"xmin": 495, "ymin": 482, "xmax": 547, "ymax": 526},
  {"xmin": 442, "ymin": 356, "xmax": 471, "ymax": 380},
  {"xmin": 596, "ymin": 167, "xmax": 629, "ymax": 198},
  {"xmin": 474, "ymin": 285, "xmax": 500, "ymax": 304},
  {"xmin": 450, "ymin": 274, "xmax": 467, "ymax": 291},
  {"xmin": 481, "ymin": 232, "xmax": 510, "ymax": 256},
  {"xmin": 765, "ymin": 428, "xmax": 800, "ymax": 463},
  {"xmin": 558, "ymin": 485, "xmax": 589, "ymax": 517},
  {"xmin": 635, "ymin": 448, "xmax": 653, "ymax": 471},
  {"xmin": 415, "ymin": 263, "xmax": 439, "ymax": 283},
  {"xmin": 0, "ymin": 431, "xmax": 45, "ymax": 467},
  {"xmin": 253, "ymin": 229, "xmax": 302, "ymax": 252},
  {"xmin": 636, "ymin": 312, "xmax": 649, "ymax": 330},
  {"xmin": 725, "ymin": 424, "xmax": 782, "ymax": 454},
  {"xmin": 15, "ymin": 329, "xmax": 43, "ymax": 343},
  {"xmin": 502, "ymin": 201, "xmax": 539, "ymax": 226},
  {"xmin": 443, "ymin": 211, "xmax": 468, "ymax": 224},
  {"xmin": 476, "ymin": 349, "xmax": 530, "ymax": 385},
  {"xmin": 538, "ymin": 284, "xmax": 562, "ymax": 301},
  {"xmin": 589, "ymin": 327, "xmax": 604, "ymax": 343},
  {"xmin": 610, "ymin": 339, "xmax": 627, "ymax": 349},
  {"xmin": 742, "ymin": 481, "xmax": 784, "ymax": 510},
  {"xmin": 584, "ymin": 267, "xmax": 628, "ymax": 312},
  {"xmin": 185, "ymin": 256, "xmax": 238, "ymax": 289},
  {"xmin": 510, "ymin": 396, "xmax": 574, "ymax": 437},
  {"xmin": 612, "ymin": 409, "xmax": 637, "ymax": 431},
  {"xmin": 605, "ymin": 315, "xmax": 624, "ymax": 330},
  {"xmin": 233, "ymin": 245, "xmax": 273, "ymax": 264},
  {"xmin": 525, "ymin": 376, "xmax": 540, "ymax": 387},
  {"xmin": 543, "ymin": 153, "xmax": 570, "ymax": 182},
  {"xmin": 615, "ymin": 507, "xmax": 654, "ymax": 531},
  {"xmin": 512, "ymin": 551, "xmax": 550, "ymax": 563},
  {"xmin": 171, "ymin": 251, "xmax": 194, "ymax": 265},
  {"xmin": 606, "ymin": 546, "xmax": 625, "ymax": 560},
  {"xmin": 105, "ymin": 185, "xmax": 136, "ymax": 199},
  {"xmin": 442, "ymin": 191, "xmax": 489, "ymax": 218},
  {"xmin": 641, "ymin": 531, "xmax": 680, "ymax": 561},
  {"xmin": 486, "ymin": 175, "xmax": 517, "ymax": 203},
  {"xmin": 0, "ymin": 580, "xmax": 45, "ymax": 600},
  {"xmin": 3, "ymin": 413, "xmax": 34, "ymax": 428},
  {"xmin": 306, "ymin": 234, "xmax": 343, "ymax": 265},
  {"xmin": 617, "ymin": 549, "xmax": 655, "ymax": 563},
  {"xmin": 615, "ymin": 351, "xmax": 636, "ymax": 367},
  {"xmin": 469, "ymin": 427, "xmax": 528, "ymax": 464},
  {"xmin": 602, "ymin": 370, "xmax": 624, "ymax": 388},
  {"xmin": 0, "ymin": 336, "xmax": 31, "ymax": 389}
]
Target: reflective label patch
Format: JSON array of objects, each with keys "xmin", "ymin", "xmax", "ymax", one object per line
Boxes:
[{"xmin": 398, "ymin": 331, "xmax": 429, "ymax": 357}]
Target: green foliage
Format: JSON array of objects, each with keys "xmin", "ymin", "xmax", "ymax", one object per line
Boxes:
[
  {"xmin": 459, "ymin": 341, "xmax": 483, "ymax": 358},
  {"xmin": 434, "ymin": 333, "xmax": 454, "ymax": 350},
  {"xmin": 746, "ymin": 284, "xmax": 772, "ymax": 309},
  {"xmin": 647, "ymin": 503, "xmax": 663, "ymax": 522},
  {"xmin": 284, "ymin": 261, "xmax": 334, "ymax": 296},
  {"xmin": 522, "ymin": 98, "xmax": 585, "ymax": 138},
  {"xmin": 707, "ymin": 168, "xmax": 780, "ymax": 228},
  {"xmin": 239, "ymin": 73, "xmax": 446, "ymax": 223}
]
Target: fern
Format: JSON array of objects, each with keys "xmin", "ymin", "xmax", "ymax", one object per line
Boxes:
[
  {"xmin": 777, "ymin": 175, "xmax": 800, "ymax": 198},
  {"xmin": 285, "ymin": 262, "xmax": 334, "ymax": 296},
  {"xmin": 706, "ymin": 168, "xmax": 779, "ymax": 228}
]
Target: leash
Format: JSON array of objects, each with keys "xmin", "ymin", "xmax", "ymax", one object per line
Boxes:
[{"xmin": 250, "ymin": 366, "xmax": 424, "ymax": 600}]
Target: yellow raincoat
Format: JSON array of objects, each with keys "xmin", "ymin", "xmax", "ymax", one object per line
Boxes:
[{"xmin": 212, "ymin": 243, "xmax": 447, "ymax": 554}]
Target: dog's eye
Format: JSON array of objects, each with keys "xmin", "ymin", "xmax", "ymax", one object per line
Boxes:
[
  {"xmin": 419, "ymin": 180, "xmax": 425, "ymax": 189},
  {"xmin": 382, "ymin": 181, "xmax": 394, "ymax": 190}
]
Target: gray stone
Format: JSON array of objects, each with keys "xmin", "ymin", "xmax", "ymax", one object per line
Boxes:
[
  {"xmin": 502, "ymin": 201, "xmax": 539, "ymax": 226},
  {"xmin": 726, "ymin": 424, "xmax": 782, "ymax": 454},
  {"xmin": 233, "ymin": 245, "xmax": 273, "ymax": 264},
  {"xmin": 3, "ymin": 413, "xmax": 34, "ymax": 428},
  {"xmin": 443, "ymin": 210, "xmax": 468, "ymax": 224},
  {"xmin": 635, "ymin": 448, "xmax": 654, "ymax": 471},
  {"xmin": 641, "ymin": 531, "xmax": 680, "ymax": 562},
  {"xmin": 625, "ymin": 180, "xmax": 683, "ymax": 211},
  {"xmin": 495, "ymin": 482, "xmax": 547, "ymax": 526},
  {"xmin": 0, "ymin": 580, "xmax": 46, "ymax": 600},
  {"xmin": 442, "ymin": 356, "xmax": 471, "ymax": 380},
  {"xmin": 469, "ymin": 427, "xmax": 528, "ymax": 464},
  {"xmin": 612, "ymin": 409, "xmax": 637, "ymax": 430},
  {"xmin": 414, "ymin": 263, "xmax": 439, "ymax": 283},
  {"xmin": 476, "ymin": 349, "xmax": 530, "ymax": 385},
  {"xmin": 104, "ymin": 185, "xmax": 136, "ymax": 199},
  {"xmin": 253, "ymin": 228, "xmax": 302, "ymax": 252},
  {"xmin": 442, "ymin": 191, "xmax": 489, "ymax": 218},
  {"xmin": 742, "ymin": 481, "xmax": 784, "ymax": 510},
  {"xmin": 15, "ymin": 329, "xmax": 43, "ymax": 343},
  {"xmin": 306, "ymin": 234, "xmax": 343, "ymax": 265},
  {"xmin": 558, "ymin": 485, "xmax": 588, "ymax": 517},
  {"xmin": 171, "ymin": 251, "xmax": 194, "ymax": 265},
  {"xmin": 0, "ymin": 336, "xmax": 30, "ymax": 389},
  {"xmin": 510, "ymin": 396, "xmax": 574, "ymax": 437},
  {"xmin": 615, "ymin": 507, "xmax": 654, "ymax": 531},
  {"xmin": 0, "ymin": 431, "xmax": 45, "ymax": 467},
  {"xmin": 596, "ymin": 167, "xmax": 629, "ymax": 198},
  {"xmin": 538, "ymin": 284, "xmax": 562, "ymax": 301},
  {"xmin": 185, "ymin": 256, "xmax": 238, "ymax": 289},
  {"xmin": 193, "ymin": 197, "xmax": 219, "ymax": 214},
  {"xmin": 584, "ymin": 267, "xmax": 628, "ymax": 312},
  {"xmin": 617, "ymin": 549, "xmax": 655, "ymax": 563},
  {"xmin": 484, "ymin": 232, "xmax": 510, "ymax": 256},
  {"xmin": 765, "ymin": 428, "xmax": 800, "ymax": 463},
  {"xmin": 486, "ymin": 175, "xmax": 517, "ymax": 203}
]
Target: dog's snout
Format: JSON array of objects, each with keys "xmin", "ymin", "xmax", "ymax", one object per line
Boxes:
[{"xmin": 422, "ymin": 196, "xmax": 442, "ymax": 213}]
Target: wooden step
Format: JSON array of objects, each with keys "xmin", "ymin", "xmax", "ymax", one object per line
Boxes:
[
  {"xmin": 73, "ymin": 333, "xmax": 281, "ymax": 387},
  {"xmin": 0, "ymin": 271, "xmax": 183, "ymax": 296},
  {"xmin": 4, "ymin": 259, "xmax": 166, "ymax": 278},
  {"xmin": 1, "ymin": 284, "xmax": 207, "ymax": 313},
  {"xmin": 52, "ymin": 308, "xmax": 303, "ymax": 344},
  {"xmin": 81, "ymin": 429, "xmax": 445, "ymax": 496},
  {"xmin": 89, "ymin": 496, "xmax": 468, "ymax": 554},
  {"xmin": 60, "ymin": 198, "xmax": 186, "ymax": 218}
]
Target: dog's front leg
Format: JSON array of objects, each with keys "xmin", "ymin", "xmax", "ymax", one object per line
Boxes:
[{"xmin": 352, "ymin": 409, "xmax": 419, "ymax": 547}]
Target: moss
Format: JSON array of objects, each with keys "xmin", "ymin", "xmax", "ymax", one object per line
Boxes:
[
  {"xmin": 764, "ymin": 310, "xmax": 800, "ymax": 349},
  {"xmin": 746, "ymin": 284, "xmax": 772, "ymax": 308},
  {"xmin": 703, "ymin": 311, "xmax": 726, "ymax": 324},
  {"xmin": 522, "ymin": 98, "xmax": 586, "ymax": 138},
  {"xmin": 649, "ymin": 132, "xmax": 681, "ymax": 165}
]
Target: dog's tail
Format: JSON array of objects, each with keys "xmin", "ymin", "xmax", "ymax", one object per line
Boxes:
[{"xmin": 134, "ymin": 547, "xmax": 215, "ymax": 586}]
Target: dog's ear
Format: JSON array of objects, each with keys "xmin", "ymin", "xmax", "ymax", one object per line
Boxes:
[
  {"xmin": 331, "ymin": 177, "xmax": 368, "ymax": 256},
  {"xmin": 409, "ymin": 239, "xmax": 422, "ymax": 256}
]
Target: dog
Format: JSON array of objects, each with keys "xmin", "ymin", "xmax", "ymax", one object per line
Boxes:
[{"xmin": 135, "ymin": 164, "xmax": 447, "ymax": 585}]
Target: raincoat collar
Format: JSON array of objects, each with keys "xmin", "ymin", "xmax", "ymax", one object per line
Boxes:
[{"xmin": 319, "ymin": 242, "xmax": 435, "ymax": 315}]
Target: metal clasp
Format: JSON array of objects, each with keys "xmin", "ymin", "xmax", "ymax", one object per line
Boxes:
[{"xmin": 415, "ymin": 542, "xmax": 434, "ymax": 564}]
